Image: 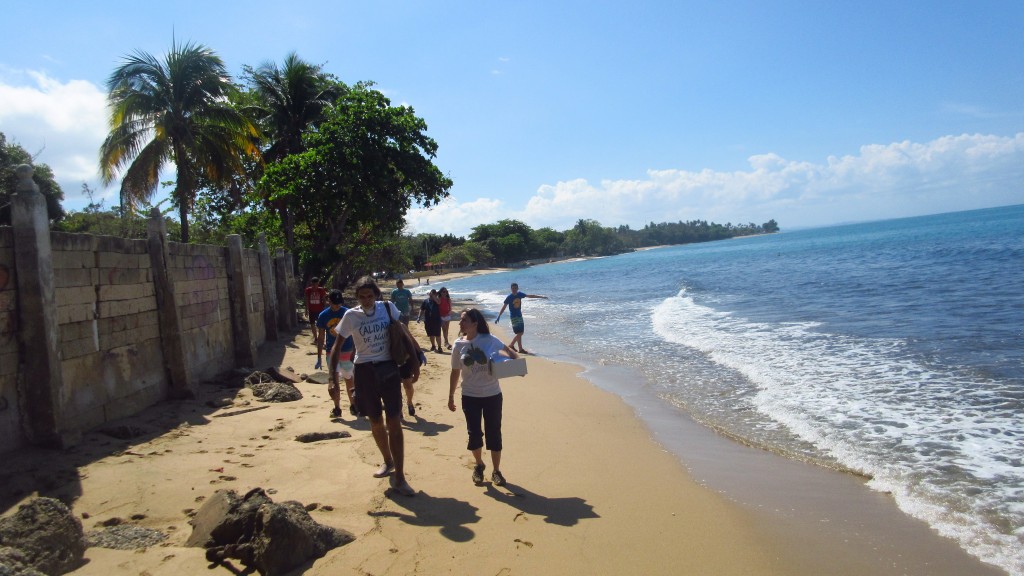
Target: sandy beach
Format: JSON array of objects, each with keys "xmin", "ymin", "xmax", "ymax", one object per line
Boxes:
[{"xmin": 0, "ymin": 270, "xmax": 1004, "ymax": 575}]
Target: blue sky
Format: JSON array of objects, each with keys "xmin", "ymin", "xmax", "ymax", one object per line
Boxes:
[{"xmin": 2, "ymin": 1, "xmax": 1023, "ymax": 236}]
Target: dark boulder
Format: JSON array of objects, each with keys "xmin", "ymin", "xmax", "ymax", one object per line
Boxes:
[
  {"xmin": 187, "ymin": 488, "xmax": 354, "ymax": 576},
  {"xmin": 0, "ymin": 498, "xmax": 85, "ymax": 575}
]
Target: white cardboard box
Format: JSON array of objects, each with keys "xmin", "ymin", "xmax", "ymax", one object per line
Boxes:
[{"xmin": 489, "ymin": 357, "xmax": 528, "ymax": 379}]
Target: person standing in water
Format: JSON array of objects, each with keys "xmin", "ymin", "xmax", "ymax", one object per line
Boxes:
[{"xmin": 495, "ymin": 282, "xmax": 548, "ymax": 354}]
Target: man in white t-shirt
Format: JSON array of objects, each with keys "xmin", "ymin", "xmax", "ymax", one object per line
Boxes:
[{"xmin": 331, "ymin": 276, "xmax": 419, "ymax": 496}]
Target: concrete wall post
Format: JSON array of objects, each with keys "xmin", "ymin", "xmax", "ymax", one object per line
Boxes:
[
  {"xmin": 274, "ymin": 249, "xmax": 293, "ymax": 330},
  {"xmin": 257, "ymin": 234, "xmax": 279, "ymax": 341},
  {"xmin": 226, "ymin": 235, "xmax": 256, "ymax": 367},
  {"xmin": 10, "ymin": 165, "xmax": 68, "ymax": 447},
  {"xmin": 147, "ymin": 209, "xmax": 195, "ymax": 398}
]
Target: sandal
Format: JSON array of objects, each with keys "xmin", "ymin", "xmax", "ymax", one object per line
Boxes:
[
  {"xmin": 472, "ymin": 463, "xmax": 485, "ymax": 484},
  {"xmin": 492, "ymin": 470, "xmax": 506, "ymax": 486}
]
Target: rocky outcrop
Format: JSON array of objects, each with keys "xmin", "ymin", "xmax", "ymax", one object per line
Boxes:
[
  {"xmin": 0, "ymin": 498, "xmax": 86, "ymax": 575},
  {"xmin": 244, "ymin": 372, "xmax": 303, "ymax": 403},
  {"xmin": 187, "ymin": 488, "xmax": 354, "ymax": 576}
]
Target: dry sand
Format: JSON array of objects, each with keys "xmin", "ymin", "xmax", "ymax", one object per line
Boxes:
[{"xmin": 0, "ymin": 269, "xmax": 1003, "ymax": 575}]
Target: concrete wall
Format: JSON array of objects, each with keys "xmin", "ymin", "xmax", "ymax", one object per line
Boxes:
[
  {"xmin": 0, "ymin": 196, "xmax": 295, "ymax": 454},
  {"xmin": 169, "ymin": 242, "xmax": 234, "ymax": 384},
  {"xmin": 0, "ymin": 228, "xmax": 21, "ymax": 449},
  {"xmin": 53, "ymin": 233, "xmax": 165, "ymax": 433}
]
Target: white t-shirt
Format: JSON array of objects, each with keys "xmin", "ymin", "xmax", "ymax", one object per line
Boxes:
[
  {"xmin": 451, "ymin": 333, "xmax": 505, "ymax": 398},
  {"xmin": 334, "ymin": 301, "xmax": 401, "ymax": 364}
]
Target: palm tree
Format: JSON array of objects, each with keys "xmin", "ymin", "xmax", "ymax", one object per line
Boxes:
[
  {"xmin": 99, "ymin": 40, "xmax": 259, "ymax": 242},
  {"xmin": 244, "ymin": 52, "xmax": 342, "ymax": 252},
  {"xmin": 246, "ymin": 52, "xmax": 340, "ymax": 163}
]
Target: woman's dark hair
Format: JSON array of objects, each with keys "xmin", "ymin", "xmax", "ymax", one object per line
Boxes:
[
  {"xmin": 462, "ymin": 308, "xmax": 490, "ymax": 335},
  {"xmin": 439, "ymin": 287, "xmax": 450, "ymax": 296},
  {"xmin": 353, "ymin": 275, "xmax": 381, "ymax": 298}
]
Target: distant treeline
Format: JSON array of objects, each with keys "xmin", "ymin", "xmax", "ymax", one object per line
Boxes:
[{"xmin": 409, "ymin": 217, "xmax": 779, "ymax": 270}]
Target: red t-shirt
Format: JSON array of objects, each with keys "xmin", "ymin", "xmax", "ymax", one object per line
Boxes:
[{"xmin": 305, "ymin": 286, "xmax": 328, "ymax": 313}]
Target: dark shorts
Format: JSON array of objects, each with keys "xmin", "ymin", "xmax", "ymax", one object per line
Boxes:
[
  {"xmin": 353, "ymin": 361, "xmax": 403, "ymax": 419},
  {"xmin": 424, "ymin": 318, "xmax": 441, "ymax": 337},
  {"xmin": 510, "ymin": 316, "xmax": 525, "ymax": 335},
  {"xmin": 462, "ymin": 393, "xmax": 503, "ymax": 451}
]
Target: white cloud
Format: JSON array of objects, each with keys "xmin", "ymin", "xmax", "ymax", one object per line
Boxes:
[
  {"xmin": 411, "ymin": 133, "xmax": 1024, "ymax": 235},
  {"xmin": 0, "ymin": 69, "xmax": 109, "ymax": 206},
  {"xmin": 406, "ymin": 196, "xmax": 506, "ymax": 236}
]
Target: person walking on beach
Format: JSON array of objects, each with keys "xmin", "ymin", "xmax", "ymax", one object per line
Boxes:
[
  {"xmin": 390, "ymin": 279, "xmax": 414, "ymax": 326},
  {"xmin": 330, "ymin": 276, "xmax": 419, "ymax": 496},
  {"xmin": 304, "ymin": 277, "xmax": 328, "ymax": 345},
  {"xmin": 448, "ymin": 308, "xmax": 518, "ymax": 486},
  {"xmin": 495, "ymin": 282, "xmax": 548, "ymax": 354},
  {"xmin": 317, "ymin": 289, "xmax": 356, "ymax": 418},
  {"xmin": 438, "ymin": 287, "xmax": 453, "ymax": 349},
  {"xmin": 417, "ymin": 289, "xmax": 444, "ymax": 352}
]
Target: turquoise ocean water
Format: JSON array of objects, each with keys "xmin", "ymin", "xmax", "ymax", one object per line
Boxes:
[{"xmin": 416, "ymin": 204, "xmax": 1024, "ymax": 575}]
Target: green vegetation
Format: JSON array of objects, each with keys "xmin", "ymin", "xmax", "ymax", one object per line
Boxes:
[
  {"xmin": 99, "ymin": 39, "xmax": 260, "ymax": 242},
  {"xmin": 4, "ymin": 41, "xmax": 779, "ymax": 287},
  {"xmin": 0, "ymin": 132, "xmax": 65, "ymax": 225},
  {"xmin": 391, "ymin": 217, "xmax": 778, "ymax": 272}
]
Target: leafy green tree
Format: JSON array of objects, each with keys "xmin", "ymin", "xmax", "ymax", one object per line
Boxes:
[
  {"xmin": 469, "ymin": 219, "xmax": 535, "ymax": 263},
  {"xmin": 99, "ymin": 40, "xmax": 260, "ymax": 242},
  {"xmin": 431, "ymin": 241, "xmax": 493, "ymax": 268},
  {"xmin": 57, "ymin": 184, "xmax": 180, "ymax": 239},
  {"xmin": 563, "ymin": 219, "xmax": 628, "ymax": 256},
  {"xmin": 530, "ymin": 227, "xmax": 565, "ymax": 257},
  {"xmin": 261, "ymin": 84, "xmax": 452, "ymax": 286},
  {"xmin": 0, "ymin": 132, "xmax": 65, "ymax": 224}
]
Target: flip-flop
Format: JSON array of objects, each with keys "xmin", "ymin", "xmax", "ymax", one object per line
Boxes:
[{"xmin": 373, "ymin": 463, "xmax": 395, "ymax": 478}]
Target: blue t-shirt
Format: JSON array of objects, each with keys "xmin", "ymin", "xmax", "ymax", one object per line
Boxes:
[
  {"xmin": 317, "ymin": 306, "xmax": 353, "ymax": 353},
  {"xmin": 503, "ymin": 291, "xmax": 528, "ymax": 318}
]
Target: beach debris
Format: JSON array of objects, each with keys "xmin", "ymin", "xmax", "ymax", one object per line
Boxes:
[
  {"xmin": 294, "ymin": 431, "xmax": 351, "ymax": 443},
  {"xmin": 186, "ymin": 488, "xmax": 354, "ymax": 576},
  {"xmin": 0, "ymin": 497, "xmax": 86, "ymax": 575},
  {"xmin": 244, "ymin": 372, "xmax": 303, "ymax": 403},
  {"xmin": 85, "ymin": 524, "xmax": 167, "ymax": 550},
  {"xmin": 213, "ymin": 406, "xmax": 270, "ymax": 418}
]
